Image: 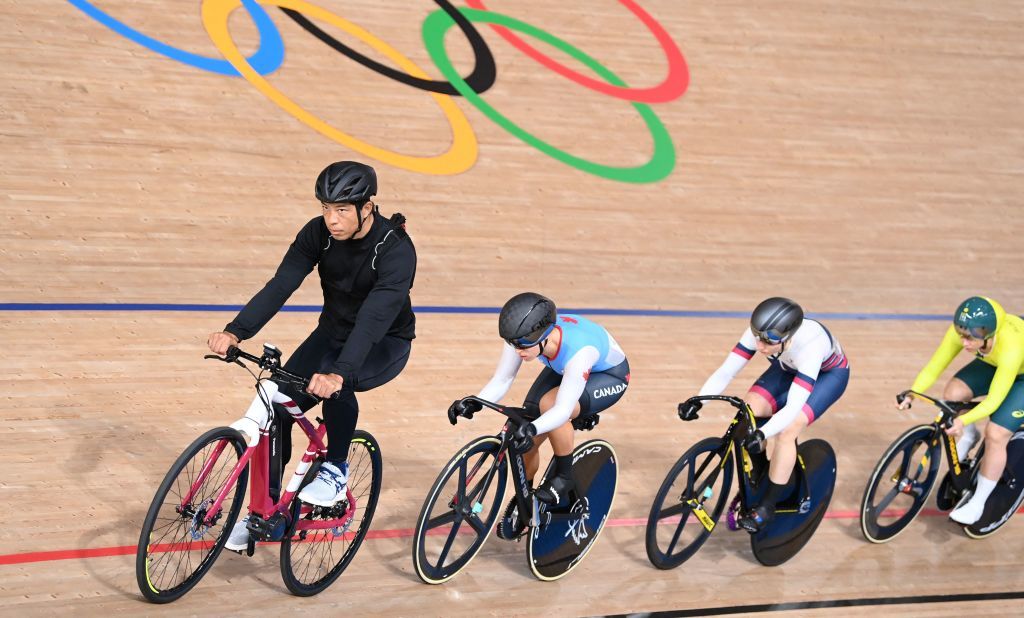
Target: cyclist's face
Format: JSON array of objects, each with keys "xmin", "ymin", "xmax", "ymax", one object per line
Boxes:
[
  {"xmin": 513, "ymin": 342, "xmax": 542, "ymax": 361},
  {"xmin": 322, "ymin": 202, "xmax": 370, "ymax": 238},
  {"xmin": 755, "ymin": 338, "xmax": 783, "ymax": 355},
  {"xmin": 960, "ymin": 334, "xmax": 989, "ymax": 353}
]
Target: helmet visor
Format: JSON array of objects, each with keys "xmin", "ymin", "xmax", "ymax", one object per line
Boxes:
[
  {"xmin": 954, "ymin": 324, "xmax": 993, "ymax": 340},
  {"xmin": 752, "ymin": 327, "xmax": 786, "ymax": 345},
  {"xmin": 506, "ymin": 324, "xmax": 555, "ymax": 350}
]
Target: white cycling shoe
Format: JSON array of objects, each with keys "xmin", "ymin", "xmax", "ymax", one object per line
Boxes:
[
  {"xmin": 298, "ymin": 461, "xmax": 349, "ymax": 506},
  {"xmin": 224, "ymin": 516, "xmax": 251, "ymax": 551}
]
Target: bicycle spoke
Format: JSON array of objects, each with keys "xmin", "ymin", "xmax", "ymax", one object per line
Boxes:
[
  {"xmin": 465, "ymin": 513, "xmax": 488, "ymax": 536},
  {"xmin": 665, "ymin": 510, "xmax": 691, "ymax": 556},
  {"xmin": 436, "ymin": 518, "xmax": 463, "ymax": 568},
  {"xmin": 658, "ymin": 501, "xmax": 686, "ymax": 520},
  {"xmin": 424, "ymin": 509, "xmax": 458, "ymax": 530},
  {"xmin": 873, "ymin": 486, "xmax": 900, "ymax": 514}
]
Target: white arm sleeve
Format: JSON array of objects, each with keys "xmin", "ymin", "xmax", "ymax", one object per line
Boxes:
[
  {"xmin": 476, "ymin": 344, "xmax": 523, "ymax": 403},
  {"xmin": 699, "ymin": 329, "xmax": 756, "ymax": 396},
  {"xmin": 531, "ymin": 346, "xmax": 600, "ymax": 435},
  {"xmin": 699, "ymin": 352, "xmax": 749, "ymax": 396},
  {"xmin": 758, "ymin": 338, "xmax": 828, "ymax": 438}
]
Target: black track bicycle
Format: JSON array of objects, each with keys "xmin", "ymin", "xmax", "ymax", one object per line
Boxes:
[
  {"xmin": 412, "ymin": 396, "xmax": 618, "ymax": 583},
  {"xmin": 646, "ymin": 395, "xmax": 836, "ymax": 568},
  {"xmin": 860, "ymin": 390, "xmax": 1024, "ymax": 542}
]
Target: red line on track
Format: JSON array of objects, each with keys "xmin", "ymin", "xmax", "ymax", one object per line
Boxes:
[{"xmin": 0, "ymin": 507, "xmax": 990, "ymax": 566}]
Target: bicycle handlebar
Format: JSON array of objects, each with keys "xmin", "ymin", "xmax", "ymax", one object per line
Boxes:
[
  {"xmin": 450, "ymin": 395, "xmax": 535, "ymax": 427},
  {"xmin": 897, "ymin": 390, "xmax": 977, "ymax": 428},
  {"xmin": 205, "ymin": 344, "xmax": 341, "ymax": 400}
]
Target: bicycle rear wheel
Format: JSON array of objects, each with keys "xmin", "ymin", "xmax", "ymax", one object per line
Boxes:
[
  {"xmin": 964, "ymin": 433, "xmax": 1024, "ymax": 539},
  {"xmin": 527, "ymin": 439, "xmax": 618, "ymax": 581},
  {"xmin": 645, "ymin": 437, "xmax": 733, "ymax": 569},
  {"xmin": 412, "ymin": 435, "xmax": 507, "ymax": 584},
  {"xmin": 280, "ymin": 430, "xmax": 383, "ymax": 596},
  {"xmin": 136, "ymin": 427, "xmax": 248, "ymax": 603},
  {"xmin": 860, "ymin": 424, "xmax": 941, "ymax": 543}
]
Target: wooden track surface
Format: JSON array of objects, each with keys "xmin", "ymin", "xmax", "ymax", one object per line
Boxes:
[{"xmin": 2, "ymin": 1, "xmax": 1023, "ymax": 615}]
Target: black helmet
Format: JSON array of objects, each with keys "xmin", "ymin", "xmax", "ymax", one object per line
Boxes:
[
  {"xmin": 750, "ymin": 297, "xmax": 804, "ymax": 344},
  {"xmin": 499, "ymin": 292, "xmax": 557, "ymax": 349},
  {"xmin": 315, "ymin": 161, "xmax": 377, "ymax": 205}
]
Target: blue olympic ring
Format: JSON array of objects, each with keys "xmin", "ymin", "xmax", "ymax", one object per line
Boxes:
[{"xmin": 66, "ymin": 0, "xmax": 284, "ymax": 76}]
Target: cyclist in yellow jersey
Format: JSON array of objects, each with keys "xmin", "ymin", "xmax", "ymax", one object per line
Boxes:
[{"xmin": 898, "ymin": 296, "xmax": 1024, "ymax": 525}]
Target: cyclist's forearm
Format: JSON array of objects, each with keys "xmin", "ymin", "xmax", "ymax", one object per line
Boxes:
[
  {"xmin": 477, "ymin": 345, "xmax": 521, "ymax": 402},
  {"xmin": 910, "ymin": 326, "xmax": 962, "ymax": 393},
  {"xmin": 699, "ymin": 351, "xmax": 747, "ymax": 396}
]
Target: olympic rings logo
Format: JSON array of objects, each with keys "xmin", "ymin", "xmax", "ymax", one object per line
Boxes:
[{"xmin": 68, "ymin": 0, "xmax": 688, "ymax": 182}]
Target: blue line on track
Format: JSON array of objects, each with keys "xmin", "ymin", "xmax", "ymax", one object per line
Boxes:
[{"xmin": 0, "ymin": 302, "xmax": 948, "ymax": 321}]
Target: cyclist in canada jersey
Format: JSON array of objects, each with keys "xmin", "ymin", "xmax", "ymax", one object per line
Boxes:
[
  {"xmin": 898, "ymin": 296, "xmax": 1024, "ymax": 525},
  {"xmin": 679, "ymin": 297, "xmax": 850, "ymax": 532},
  {"xmin": 448, "ymin": 292, "xmax": 629, "ymax": 539}
]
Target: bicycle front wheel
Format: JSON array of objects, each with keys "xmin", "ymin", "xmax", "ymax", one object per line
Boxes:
[
  {"xmin": 136, "ymin": 426, "xmax": 248, "ymax": 603},
  {"xmin": 860, "ymin": 424, "xmax": 941, "ymax": 543},
  {"xmin": 412, "ymin": 435, "xmax": 507, "ymax": 584},
  {"xmin": 280, "ymin": 430, "xmax": 383, "ymax": 596},
  {"xmin": 645, "ymin": 437, "xmax": 733, "ymax": 570}
]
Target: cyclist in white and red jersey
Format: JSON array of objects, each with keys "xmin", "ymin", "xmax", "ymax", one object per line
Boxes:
[{"xmin": 679, "ymin": 297, "xmax": 850, "ymax": 532}]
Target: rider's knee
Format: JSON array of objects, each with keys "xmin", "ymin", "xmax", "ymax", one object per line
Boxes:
[
  {"xmin": 943, "ymin": 378, "xmax": 974, "ymax": 402},
  {"xmin": 985, "ymin": 421, "xmax": 1012, "ymax": 444}
]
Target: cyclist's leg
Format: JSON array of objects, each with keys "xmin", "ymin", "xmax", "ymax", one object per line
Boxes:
[
  {"xmin": 947, "ymin": 360, "xmax": 993, "ymax": 457},
  {"xmin": 738, "ymin": 363, "xmax": 793, "ymax": 530},
  {"xmin": 769, "ymin": 365, "xmax": 850, "ymax": 483},
  {"xmin": 951, "ymin": 379, "xmax": 1024, "ymax": 524},
  {"xmin": 301, "ymin": 336, "xmax": 411, "ymax": 506},
  {"xmin": 522, "ymin": 367, "xmax": 565, "ymax": 482},
  {"xmin": 535, "ymin": 360, "xmax": 630, "ymax": 504}
]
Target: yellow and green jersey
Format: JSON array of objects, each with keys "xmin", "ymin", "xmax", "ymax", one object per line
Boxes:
[{"xmin": 911, "ymin": 297, "xmax": 1024, "ymax": 425}]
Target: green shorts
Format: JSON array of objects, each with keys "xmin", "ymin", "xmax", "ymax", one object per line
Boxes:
[{"xmin": 953, "ymin": 359, "xmax": 1024, "ymax": 431}]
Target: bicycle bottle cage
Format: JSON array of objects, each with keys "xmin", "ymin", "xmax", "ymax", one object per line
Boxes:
[{"xmin": 572, "ymin": 414, "xmax": 600, "ymax": 431}]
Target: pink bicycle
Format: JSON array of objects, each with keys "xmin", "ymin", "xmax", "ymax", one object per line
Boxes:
[{"xmin": 135, "ymin": 344, "xmax": 382, "ymax": 603}]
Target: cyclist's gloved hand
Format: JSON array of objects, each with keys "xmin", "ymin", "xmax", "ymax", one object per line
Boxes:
[
  {"xmin": 447, "ymin": 398, "xmax": 482, "ymax": 425},
  {"xmin": 896, "ymin": 392, "xmax": 913, "ymax": 410},
  {"xmin": 511, "ymin": 422, "xmax": 538, "ymax": 454},
  {"xmin": 743, "ymin": 429, "xmax": 766, "ymax": 454},
  {"xmin": 678, "ymin": 399, "xmax": 702, "ymax": 421}
]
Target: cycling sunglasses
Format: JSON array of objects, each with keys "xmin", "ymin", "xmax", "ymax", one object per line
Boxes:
[
  {"xmin": 751, "ymin": 328, "xmax": 785, "ymax": 345},
  {"xmin": 506, "ymin": 324, "xmax": 555, "ymax": 350},
  {"xmin": 954, "ymin": 324, "xmax": 992, "ymax": 340}
]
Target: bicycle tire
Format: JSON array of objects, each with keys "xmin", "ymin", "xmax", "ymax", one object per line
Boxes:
[
  {"xmin": 645, "ymin": 436, "xmax": 733, "ymax": 569},
  {"xmin": 412, "ymin": 435, "xmax": 507, "ymax": 584},
  {"xmin": 860, "ymin": 424, "xmax": 940, "ymax": 543},
  {"xmin": 136, "ymin": 426, "xmax": 248, "ymax": 603},
  {"xmin": 280, "ymin": 430, "xmax": 383, "ymax": 596}
]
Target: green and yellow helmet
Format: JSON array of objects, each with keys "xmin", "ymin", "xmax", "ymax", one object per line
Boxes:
[{"xmin": 953, "ymin": 296, "xmax": 1005, "ymax": 340}]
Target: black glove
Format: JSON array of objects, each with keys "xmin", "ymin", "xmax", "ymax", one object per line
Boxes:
[
  {"xmin": 743, "ymin": 429, "xmax": 766, "ymax": 454},
  {"xmin": 678, "ymin": 400, "xmax": 703, "ymax": 421},
  {"xmin": 511, "ymin": 422, "xmax": 538, "ymax": 454},
  {"xmin": 447, "ymin": 398, "xmax": 482, "ymax": 425}
]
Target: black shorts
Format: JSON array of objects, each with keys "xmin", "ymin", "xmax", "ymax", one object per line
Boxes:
[{"xmin": 524, "ymin": 359, "xmax": 630, "ymax": 419}]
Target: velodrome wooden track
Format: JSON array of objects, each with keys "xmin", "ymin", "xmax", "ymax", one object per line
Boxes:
[{"xmin": 2, "ymin": 1, "xmax": 1023, "ymax": 615}]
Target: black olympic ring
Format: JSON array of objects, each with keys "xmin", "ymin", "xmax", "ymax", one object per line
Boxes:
[{"xmin": 280, "ymin": 0, "xmax": 496, "ymax": 95}]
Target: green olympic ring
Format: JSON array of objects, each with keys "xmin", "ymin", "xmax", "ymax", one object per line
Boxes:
[{"xmin": 422, "ymin": 7, "xmax": 675, "ymax": 184}]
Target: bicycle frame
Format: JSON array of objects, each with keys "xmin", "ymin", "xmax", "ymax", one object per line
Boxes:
[
  {"xmin": 901, "ymin": 390, "xmax": 979, "ymax": 497},
  {"xmin": 679, "ymin": 395, "xmax": 769, "ymax": 531},
  {"xmin": 457, "ymin": 397, "xmax": 586, "ymax": 530},
  {"xmin": 180, "ymin": 350, "xmax": 357, "ymax": 537}
]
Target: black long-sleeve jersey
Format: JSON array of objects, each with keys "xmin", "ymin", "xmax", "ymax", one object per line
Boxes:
[{"xmin": 224, "ymin": 211, "xmax": 416, "ymax": 382}]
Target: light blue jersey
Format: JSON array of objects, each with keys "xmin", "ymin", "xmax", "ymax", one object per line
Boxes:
[{"xmin": 539, "ymin": 314, "xmax": 625, "ymax": 375}]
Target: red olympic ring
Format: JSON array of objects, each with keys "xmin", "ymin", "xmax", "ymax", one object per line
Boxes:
[{"xmin": 464, "ymin": 0, "xmax": 688, "ymax": 103}]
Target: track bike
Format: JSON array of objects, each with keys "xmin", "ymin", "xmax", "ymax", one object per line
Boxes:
[
  {"xmin": 412, "ymin": 396, "xmax": 618, "ymax": 583},
  {"xmin": 136, "ymin": 344, "xmax": 382, "ymax": 602},
  {"xmin": 646, "ymin": 395, "xmax": 837, "ymax": 568},
  {"xmin": 860, "ymin": 390, "xmax": 1024, "ymax": 542}
]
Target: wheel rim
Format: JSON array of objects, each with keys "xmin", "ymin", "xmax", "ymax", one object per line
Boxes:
[
  {"xmin": 283, "ymin": 434, "xmax": 380, "ymax": 592},
  {"xmin": 139, "ymin": 431, "xmax": 245, "ymax": 598},
  {"xmin": 647, "ymin": 438, "xmax": 731, "ymax": 568},
  {"xmin": 862, "ymin": 428, "xmax": 939, "ymax": 541},
  {"xmin": 414, "ymin": 437, "xmax": 506, "ymax": 583}
]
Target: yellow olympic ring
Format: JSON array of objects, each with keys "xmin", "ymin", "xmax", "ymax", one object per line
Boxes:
[{"xmin": 201, "ymin": 0, "xmax": 477, "ymax": 175}]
